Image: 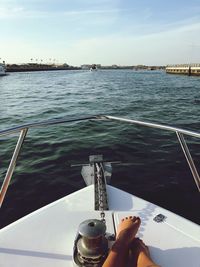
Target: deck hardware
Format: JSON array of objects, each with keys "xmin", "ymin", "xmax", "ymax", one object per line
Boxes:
[
  {"xmin": 81, "ymin": 155, "xmax": 111, "ymax": 222},
  {"xmin": 153, "ymin": 214, "xmax": 167, "ymax": 223},
  {"xmin": 107, "ymin": 234, "xmax": 115, "ymax": 241},
  {"xmin": 73, "ymin": 219, "xmax": 108, "ymax": 266}
]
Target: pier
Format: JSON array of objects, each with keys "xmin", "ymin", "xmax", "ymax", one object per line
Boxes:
[{"xmin": 166, "ymin": 64, "xmax": 200, "ymax": 76}]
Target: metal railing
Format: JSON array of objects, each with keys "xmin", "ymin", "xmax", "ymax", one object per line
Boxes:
[{"xmin": 0, "ymin": 115, "xmax": 199, "ymax": 207}]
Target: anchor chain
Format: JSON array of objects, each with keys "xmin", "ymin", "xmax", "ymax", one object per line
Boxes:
[{"xmin": 95, "ymin": 163, "xmax": 106, "ymax": 224}]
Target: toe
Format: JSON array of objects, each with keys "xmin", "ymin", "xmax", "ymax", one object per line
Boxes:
[
  {"xmin": 135, "ymin": 217, "xmax": 141, "ymax": 223},
  {"xmin": 132, "ymin": 216, "xmax": 139, "ymax": 222}
]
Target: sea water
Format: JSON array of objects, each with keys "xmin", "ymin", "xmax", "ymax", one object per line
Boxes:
[{"xmin": 0, "ymin": 69, "xmax": 199, "ymax": 227}]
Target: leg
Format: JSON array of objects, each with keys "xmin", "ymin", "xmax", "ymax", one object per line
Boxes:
[
  {"xmin": 102, "ymin": 216, "xmax": 141, "ymax": 267},
  {"xmin": 129, "ymin": 238, "xmax": 160, "ymax": 267}
]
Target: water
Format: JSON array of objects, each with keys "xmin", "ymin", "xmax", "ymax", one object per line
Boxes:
[{"xmin": 0, "ymin": 69, "xmax": 200, "ymax": 228}]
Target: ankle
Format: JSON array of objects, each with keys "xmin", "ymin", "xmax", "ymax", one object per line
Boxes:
[
  {"xmin": 116, "ymin": 231, "xmax": 131, "ymax": 247},
  {"xmin": 111, "ymin": 238, "xmax": 127, "ymax": 251}
]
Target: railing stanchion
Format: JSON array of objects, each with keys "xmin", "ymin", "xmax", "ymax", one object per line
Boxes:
[
  {"xmin": 176, "ymin": 131, "xmax": 200, "ymax": 192},
  {"xmin": 0, "ymin": 128, "xmax": 28, "ymax": 207}
]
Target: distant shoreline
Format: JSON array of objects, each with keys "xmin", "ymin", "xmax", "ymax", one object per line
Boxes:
[
  {"xmin": 6, "ymin": 66, "xmax": 81, "ymax": 72},
  {"xmin": 5, "ymin": 63, "xmax": 165, "ymax": 73}
]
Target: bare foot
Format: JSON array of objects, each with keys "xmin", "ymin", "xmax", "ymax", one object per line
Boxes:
[
  {"xmin": 129, "ymin": 238, "xmax": 159, "ymax": 267},
  {"xmin": 116, "ymin": 216, "xmax": 141, "ymax": 247},
  {"xmin": 102, "ymin": 217, "xmax": 141, "ymax": 267}
]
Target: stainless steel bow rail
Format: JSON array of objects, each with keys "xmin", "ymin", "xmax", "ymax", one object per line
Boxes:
[{"xmin": 0, "ymin": 115, "xmax": 200, "ymax": 207}]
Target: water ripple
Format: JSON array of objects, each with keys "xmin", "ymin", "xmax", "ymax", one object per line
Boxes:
[{"xmin": 0, "ymin": 70, "xmax": 199, "ymax": 227}]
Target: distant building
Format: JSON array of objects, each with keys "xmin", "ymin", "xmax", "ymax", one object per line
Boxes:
[{"xmin": 81, "ymin": 64, "xmax": 90, "ymax": 70}]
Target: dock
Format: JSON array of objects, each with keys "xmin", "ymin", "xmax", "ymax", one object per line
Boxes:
[{"xmin": 166, "ymin": 64, "xmax": 200, "ymax": 76}]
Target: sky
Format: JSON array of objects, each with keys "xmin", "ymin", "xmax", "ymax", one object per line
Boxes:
[{"xmin": 0, "ymin": 0, "xmax": 200, "ymax": 66}]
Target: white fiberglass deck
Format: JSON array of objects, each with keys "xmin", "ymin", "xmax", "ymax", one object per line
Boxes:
[{"xmin": 0, "ymin": 185, "xmax": 200, "ymax": 267}]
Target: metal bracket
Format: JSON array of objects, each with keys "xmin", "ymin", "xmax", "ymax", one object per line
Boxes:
[{"xmin": 153, "ymin": 214, "xmax": 167, "ymax": 223}]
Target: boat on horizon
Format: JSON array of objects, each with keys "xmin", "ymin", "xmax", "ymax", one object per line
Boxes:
[
  {"xmin": 90, "ymin": 64, "xmax": 98, "ymax": 71},
  {"xmin": 0, "ymin": 115, "xmax": 199, "ymax": 267}
]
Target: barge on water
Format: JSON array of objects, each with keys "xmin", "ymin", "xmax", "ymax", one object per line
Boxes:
[{"xmin": 166, "ymin": 64, "xmax": 200, "ymax": 76}]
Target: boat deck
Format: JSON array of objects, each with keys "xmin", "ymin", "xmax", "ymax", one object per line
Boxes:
[{"xmin": 0, "ymin": 185, "xmax": 200, "ymax": 267}]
